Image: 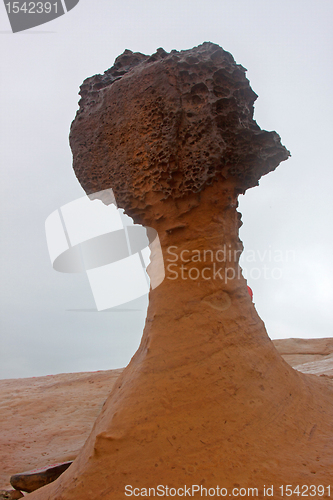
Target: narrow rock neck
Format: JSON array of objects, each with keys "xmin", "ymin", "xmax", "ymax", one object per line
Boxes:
[
  {"xmin": 134, "ymin": 180, "xmax": 265, "ymax": 368},
  {"xmin": 147, "ymin": 179, "xmax": 245, "ymax": 297}
]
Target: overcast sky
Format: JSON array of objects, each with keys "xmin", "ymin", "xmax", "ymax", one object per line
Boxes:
[{"xmin": 0, "ymin": 0, "xmax": 332, "ymax": 379}]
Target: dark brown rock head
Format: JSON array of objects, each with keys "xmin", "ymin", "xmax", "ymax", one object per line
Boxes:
[{"xmin": 70, "ymin": 42, "xmax": 289, "ymax": 221}]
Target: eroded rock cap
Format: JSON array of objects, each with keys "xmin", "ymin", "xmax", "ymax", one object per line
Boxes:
[{"xmin": 70, "ymin": 42, "xmax": 290, "ymax": 209}]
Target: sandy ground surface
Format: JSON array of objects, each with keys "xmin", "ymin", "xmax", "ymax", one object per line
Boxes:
[
  {"xmin": 0, "ymin": 370, "xmax": 123, "ymax": 491},
  {"xmin": 0, "ymin": 339, "xmax": 332, "ymax": 492}
]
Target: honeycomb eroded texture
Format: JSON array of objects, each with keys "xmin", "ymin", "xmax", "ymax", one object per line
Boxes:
[{"xmin": 70, "ymin": 42, "xmax": 290, "ymax": 217}]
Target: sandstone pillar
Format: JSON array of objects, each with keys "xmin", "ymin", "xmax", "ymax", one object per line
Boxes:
[{"xmin": 28, "ymin": 43, "xmax": 333, "ymax": 500}]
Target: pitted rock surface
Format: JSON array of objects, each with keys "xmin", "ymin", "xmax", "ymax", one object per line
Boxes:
[{"xmin": 70, "ymin": 42, "xmax": 289, "ymax": 221}]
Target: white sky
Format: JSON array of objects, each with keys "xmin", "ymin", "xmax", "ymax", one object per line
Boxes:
[{"xmin": 0, "ymin": 0, "xmax": 332, "ymax": 379}]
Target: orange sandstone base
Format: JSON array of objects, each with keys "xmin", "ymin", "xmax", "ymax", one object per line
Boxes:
[{"xmin": 27, "ymin": 182, "xmax": 333, "ymax": 500}]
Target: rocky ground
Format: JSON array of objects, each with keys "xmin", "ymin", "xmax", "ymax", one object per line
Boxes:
[
  {"xmin": 0, "ymin": 339, "xmax": 332, "ymax": 494},
  {"xmin": 0, "ymin": 369, "xmax": 122, "ymax": 491}
]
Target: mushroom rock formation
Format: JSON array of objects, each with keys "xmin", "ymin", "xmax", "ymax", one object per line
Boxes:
[{"xmin": 29, "ymin": 43, "xmax": 333, "ymax": 499}]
